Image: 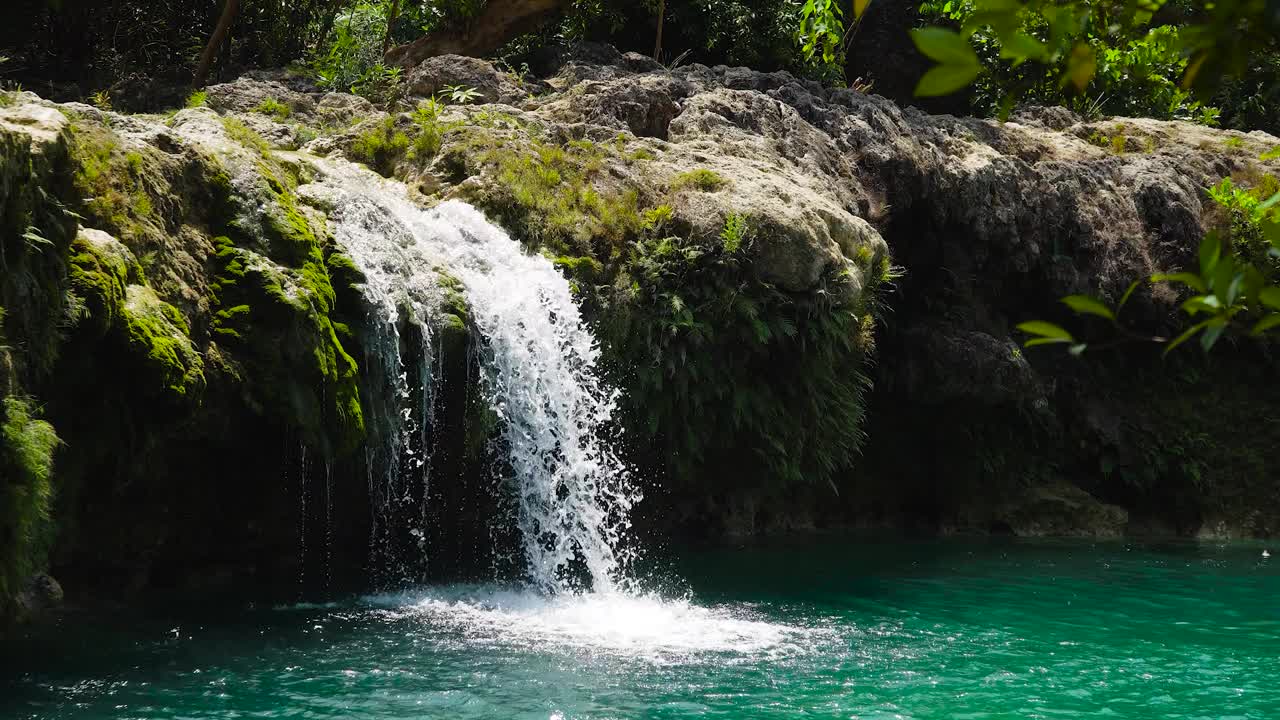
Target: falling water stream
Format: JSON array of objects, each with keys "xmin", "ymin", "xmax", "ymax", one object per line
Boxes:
[{"xmin": 301, "ymin": 160, "xmax": 638, "ymax": 594}]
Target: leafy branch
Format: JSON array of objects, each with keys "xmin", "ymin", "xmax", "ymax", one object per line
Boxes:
[
  {"xmin": 1019, "ymin": 208, "xmax": 1280, "ymax": 355},
  {"xmin": 798, "ymin": 0, "xmax": 1278, "ymax": 110}
]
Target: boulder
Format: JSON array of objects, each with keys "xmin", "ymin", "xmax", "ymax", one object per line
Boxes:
[
  {"xmin": 405, "ymin": 55, "xmax": 516, "ymax": 104},
  {"xmin": 205, "ymin": 77, "xmax": 318, "ymax": 122},
  {"xmin": 15, "ymin": 574, "xmax": 64, "ymax": 619}
]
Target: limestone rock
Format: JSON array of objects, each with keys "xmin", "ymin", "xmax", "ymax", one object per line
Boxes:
[
  {"xmin": 0, "ymin": 101, "xmax": 69, "ymax": 149},
  {"xmin": 205, "ymin": 77, "xmax": 318, "ymax": 122},
  {"xmin": 405, "ymin": 54, "xmax": 522, "ymax": 104},
  {"xmin": 317, "ymin": 93, "xmax": 377, "ymax": 127}
]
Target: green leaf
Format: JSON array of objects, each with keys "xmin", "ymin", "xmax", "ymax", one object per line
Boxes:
[
  {"xmin": 1180, "ymin": 295, "xmax": 1219, "ymax": 315},
  {"xmin": 914, "ymin": 63, "xmax": 982, "ymax": 96},
  {"xmin": 1026, "ymin": 337, "xmax": 1073, "ymax": 347},
  {"xmin": 1252, "ymin": 314, "xmax": 1280, "ymax": 335},
  {"xmin": 1017, "ymin": 321, "xmax": 1074, "ymax": 341},
  {"xmin": 1260, "ymin": 286, "xmax": 1280, "ymax": 310},
  {"xmin": 965, "ymin": 10, "xmax": 1020, "ymax": 35},
  {"xmin": 1163, "ymin": 319, "xmax": 1211, "ymax": 356},
  {"xmin": 1061, "ymin": 295, "xmax": 1115, "ymax": 321},
  {"xmin": 1064, "ymin": 43, "xmax": 1096, "ymax": 91},
  {"xmin": 1200, "ymin": 318, "xmax": 1227, "ymax": 352},
  {"xmin": 1210, "ymin": 257, "xmax": 1237, "ymax": 303},
  {"xmin": 854, "ymin": 0, "xmax": 871, "ymax": 19},
  {"xmin": 974, "ymin": 0, "xmax": 1023, "ymax": 11},
  {"xmin": 910, "ymin": 27, "xmax": 980, "ymax": 65},
  {"xmin": 1069, "ymin": 343, "xmax": 1088, "ymax": 356},
  {"xmin": 1243, "ymin": 265, "xmax": 1265, "ymax": 308},
  {"xmin": 1199, "ymin": 232, "xmax": 1221, "ymax": 276},
  {"xmin": 1151, "ymin": 272, "xmax": 1206, "ymax": 292},
  {"xmin": 1116, "ymin": 279, "xmax": 1142, "ymax": 311},
  {"xmin": 996, "ymin": 93, "xmax": 1016, "ymax": 121},
  {"xmin": 1264, "ymin": 219, "xmax": 1280, "ymax": 252},
  {"xmin": 1000, "ymin": 32, "xmax": 1049, "ymax": 65}
]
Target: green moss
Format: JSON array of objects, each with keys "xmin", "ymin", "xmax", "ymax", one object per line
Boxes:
[
  {"xmin": 0, "ymin": 395, "xmax": 60, "ymax": 608},
  {"xmin": 207, "ymin": 165, "xmax": 366, "ymax": 455},
  {"xmin": 349, "ymin": 117, "xmax": 410, "ymax": 177},
  {"xmin": 552, "ymin": 255, "xmax": 605, "ymax": 284},
  {"xmin": 220, "ymin": 116, "xmax": 270, "ymax": 154},
  {"xmin": 670, "ymin": 168, "xmax": 727, "ymax": 192},
  {"xmin": 121, "ymin": 285, "xmax": 205, "ymax": 400},
  {"xmin": 185, "ymin": 90, "xmax": 208, "ymax": 108},
  {"xmin": 1087, "ymin": 131, "xmax": 1130, "ymax": 154},
  {"xmin": 68, "ymin": 122, "xmax": 160, "ymax": 243},
  {"xmin": 452, "ymin": 130, "xmax": 650, "ymax": 256},
  {"xmin": 66, "ymin": 233, "xmax": 133, "ymax": 337},
  {"xmin": 253, "ymin": 98, "xmax": 292, "ymax": 121}
]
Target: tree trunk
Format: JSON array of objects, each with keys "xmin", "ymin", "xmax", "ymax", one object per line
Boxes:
[
  {"xmin": 384, "ymin": 0, "xmax": 565, "ymax": 68},
  {"xmin": 653, "ymin": 0, "xmax": 665, "ymax": 61},
  {"xmin": 382, "ymin": 0, "xmax": 403, "ymax": 54},
  {"xmin": 193, "ymin": 0, "xmax": 240, "ymax": 88}
]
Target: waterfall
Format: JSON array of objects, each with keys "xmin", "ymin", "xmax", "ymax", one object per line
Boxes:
[
  {"xmin": 304, "ymin": 161, "xmax": 639, "ymax": 594},
  {"xmin": 311, "ymin": 175, "xmax": 441, "ymax": 583}
]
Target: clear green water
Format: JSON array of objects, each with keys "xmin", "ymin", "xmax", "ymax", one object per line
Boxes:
[{"xmin": 4, "ymin": 538, "xmax": 1278, "ymax": 719}]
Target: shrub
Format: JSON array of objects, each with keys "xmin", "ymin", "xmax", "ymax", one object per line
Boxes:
[
  {"xmin": 349, "ymin": 117, "xmax": 410, "ymax": 177},
  {"xmin": 0, "ymin": 396, "xmax": 60, "ymax": 605},
  {"xmin": 917, "ymin": 1, "xmax": 1221, "ymax": 123},
  {"xmin": 598, "ymin": 224, "xmax": 880, "ymax": 489},
  {"xmin": 1206, "ymin": 175, "xmax": 1280, "ymax": 279}
]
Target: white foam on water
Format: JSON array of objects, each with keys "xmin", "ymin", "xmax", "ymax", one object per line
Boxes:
[{"xmin": 363, "ymin": 584, "xmax": 825, "ymax": 663}]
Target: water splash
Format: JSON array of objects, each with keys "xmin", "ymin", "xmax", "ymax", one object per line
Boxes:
[
  {"xmin": 306, "ymin": 161, "xmax": 639, "ymax": 594},
  {"xmin": 363, "ymin": 584, "xmax": 822, "ymax": 664}
]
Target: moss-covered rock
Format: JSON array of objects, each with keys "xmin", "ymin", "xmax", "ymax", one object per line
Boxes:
[
  {"xmin": 120, "ymin": 285, "xmax": 205, "ymax": 400},
  {"xmin": 67, "ymin": 228, "xmax": 137, "ymax": 338},
  {"xmin": 0, "ymin": 93, "xmax": 380, "ymax": 617}
]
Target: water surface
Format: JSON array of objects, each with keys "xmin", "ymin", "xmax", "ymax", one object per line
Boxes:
[{"xmin": 4, "ymin": 538, "xmax": 1277, "ymax": 719}]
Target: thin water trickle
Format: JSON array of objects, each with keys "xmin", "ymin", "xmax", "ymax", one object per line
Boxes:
[
  {"xmin": 305, "ymin": 160, "xmax": 640, "ymax": 594},
  {"xmin": 296, "ymin": 441, "xmax": 309, "ymax": 593},
  {"xmin": 323, "ymin": 460, "xmax": 334, "ymax": 590}
]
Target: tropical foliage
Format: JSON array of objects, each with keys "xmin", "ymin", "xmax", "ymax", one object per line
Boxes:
[
  {"xmin": 1018, "ymin": 169, "xmax": 1280, "ymax": 355},
  {"xmin": 798, "ymin": 0, "xmax": 1279, "ymax": 130}
]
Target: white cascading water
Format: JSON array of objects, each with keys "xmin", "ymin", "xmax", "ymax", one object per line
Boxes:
[
  {"xmin": 306, "ymin": 170, "xmax": 442, "ymax": 581},
  {"xmin": 302, "ymin": 160, "xmax": 639, "ymax": 594},
  {"xmin": 291, "ymin": 159, "xmax": 799, "ymax": 664}
]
